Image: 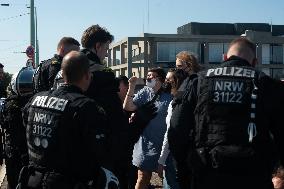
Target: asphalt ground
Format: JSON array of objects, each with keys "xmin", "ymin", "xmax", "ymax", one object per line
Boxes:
[
  {"xmin": 0, "ymin": 166, "xmax": 163, "ymax": 189},
  {"xmin": 0, "ymin": 164, "xmax": 6, "ymax": 189}
]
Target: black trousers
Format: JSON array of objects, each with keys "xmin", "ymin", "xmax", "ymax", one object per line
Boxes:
[
  {"xmin": 191, "ymin": 170, "xmax": 274, "ymax": 189},
  {"xmin": 111, "ymin": 163, "xmax": 138, "ymax": 189},
  {"xmin": 6, "ymin": 156, "xmax": 23, "ymax": 189},
  {"xmin": 127, "ymin": 165, "xmax": 138, "ymax": 189}
]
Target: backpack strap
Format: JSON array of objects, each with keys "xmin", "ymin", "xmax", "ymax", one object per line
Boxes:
[
  {"xmin": 247, "ymin": 70, "xmax": 260, "ymax": 143},
  {"xmin": 33, "ymin": 63, "xmax": 43, "ymax": 93}
]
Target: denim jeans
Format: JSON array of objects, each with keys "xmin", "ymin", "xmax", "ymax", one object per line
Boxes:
[{"xmin": 163, "ymin": 155, "xmax": 180, "ymax": 189}]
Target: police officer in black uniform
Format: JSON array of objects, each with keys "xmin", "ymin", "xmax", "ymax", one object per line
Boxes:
[
  {"xmin": 0, "ymin": 63, "xmax": 7, "ymax": 98},
  {"xmin": 0, "ymin": 63, "xmax": 6, "ymax": 166},
  {"xmin": 21, "ymin": 51, "xmax": 119, "ymax": 189},
  {"xmin": 33, "ymin": 37, "xmax": 80, "ymax": 92},
  {"xmin": 168, "ymin": 38, "xmax": 284, "ymax": 189},
  {"xmin": 0, "ymin": 67, "xmax": 34, "ymax": 189}
]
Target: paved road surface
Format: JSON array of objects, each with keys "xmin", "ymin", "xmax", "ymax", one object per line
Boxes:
[
  {"xmin": 0, "ymin": 165, "xmax": 162, "ymax": 188},
  {"xmin": 0, "ymin": 164, "xmax": 6, "ymax": 189},
  {"xmin": 150, "ymin": 172, "xmax": 163, "ymax": 188}
]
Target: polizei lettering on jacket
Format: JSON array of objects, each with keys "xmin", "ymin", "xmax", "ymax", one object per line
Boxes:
[
  {"xmin": 31, "ymin": 96, "xmax": 68, "ymax": 111},
  {"xmin": 206, "ymin": 67, "xmax": 255, "ymax": 78}
]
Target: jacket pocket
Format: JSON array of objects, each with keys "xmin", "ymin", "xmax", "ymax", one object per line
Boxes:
[{"xmin": 209, "ymin": 145, "xmax": 256, "ymax": 173}]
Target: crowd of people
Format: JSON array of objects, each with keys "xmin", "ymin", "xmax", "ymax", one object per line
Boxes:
[{"xmin": 0, "ymin": 24, "xmax": 283, "ymax": 189}]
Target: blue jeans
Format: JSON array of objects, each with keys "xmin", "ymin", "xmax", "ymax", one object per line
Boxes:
[{"xmin": 163, "ymin": 155, "xmax": 180, "ymax": 189}]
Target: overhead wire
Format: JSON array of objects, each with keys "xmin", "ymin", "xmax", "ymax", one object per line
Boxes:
[{"xmin": 0, "ymin": 12, "xmax": 29, "ymax": 22}]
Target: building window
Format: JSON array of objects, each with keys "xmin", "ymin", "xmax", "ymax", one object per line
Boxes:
[
  {"xmin": 260, "ymin": 68, "xmax": 270, "ymax": 76},
  {"xmin": 116, "ymin": 50, "xmax": 121, "ymax": 65},
  {"xmin": 208, "ymin": 43, "xmax": 229, "ymax": 64},
  {"xmin": 270, "ymin": 44, "xmax": 283, "ymax": 64},
  {"xmin": 262, "ymin": 44, "xmax": 270, "ymax": 64},
  {"xmin": 157, "ymin": 42, "xmax": 199, "ymax": 62},
  {"xmin": 271, "ymin": 68, "xmax": 284, "ymax": 79},
  {"xmin": 132, "ymin": 49, "xmax": 136, "ymax": 57}
]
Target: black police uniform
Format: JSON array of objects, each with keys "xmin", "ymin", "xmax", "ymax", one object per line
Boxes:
[
  {"xmin": 81, "ymin": 48, "xmax": 157, "ymax": 189},
  {"xmin": 0, "ymin": 66, "xmax": 35, "ymax": 189},
  {"xmin": 52, "ymin": 70, "xmax": 63, "ymax": 90},
  {"xmin": 168, "ymin": 56, "xmax": 284, "ymax": 189},
  {"xmin": 21, "ymin": 84, "xmax": 110, "ymax": 188},
  {"xmin": 0, "ymin": 80, "xmax": 7, "ymax": 98},
  {"xmin": 1, "ymin": 95, "xmax": 30, "ymax": 189},
  {"xmin": 34, "ymin": 54, "xmax": 62, "ymax": 92}
]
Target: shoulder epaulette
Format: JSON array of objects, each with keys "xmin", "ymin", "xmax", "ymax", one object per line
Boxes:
[
  {"xmin": 39, "ymin": 59, "xmax": 52, "ymax": 66},
  {"xmin": 51, "ymin": 59, "xmax": 60, "ymax": 65}
]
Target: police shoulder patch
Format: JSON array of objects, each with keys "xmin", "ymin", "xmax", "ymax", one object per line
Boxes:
[{"xmin": 51, "ymin": 60, "xmax": 59, "ymax": 65}]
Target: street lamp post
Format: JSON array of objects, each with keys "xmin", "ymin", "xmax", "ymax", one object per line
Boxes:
[
  {"xmin": 30, "ymin": 0, "xmax": 35, "ymax": 48},
  {"xmin": 30, "ymin": 0, "xmax": 36, "ymax": 66},
  {"xmin": 27, "ymin": 3, "xmax": 39, "ymax": 67},
  {"xmin": 35, "ymin": 6, "xmax": 39, "ymax": 67}
]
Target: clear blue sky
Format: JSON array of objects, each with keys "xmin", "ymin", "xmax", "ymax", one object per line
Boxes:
[{"xmin": 1, "ymin": 0, "xmax": 284, "ymax": 73}]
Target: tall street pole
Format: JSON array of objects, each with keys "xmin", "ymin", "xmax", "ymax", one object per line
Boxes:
[
  {"xmin": 35, "ymin": 7, "xmax": 39, "ymax": 67},
  {"xmin": 30, "ymin": 0, "xmax": 35, "ymax": 64}
]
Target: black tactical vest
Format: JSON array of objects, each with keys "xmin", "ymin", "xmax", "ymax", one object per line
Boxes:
[
  {"xmin": 188, "ymin": 58, "xmax": 278, "ymax": 175},
  {"xmin": 33, "ymin": 55, "xmax": 62, "ymax": 92},
  {"xmin": 194, "ymin": 60, "xmax": 258, "ymax": 148},
  {"xmin": 26, "ymin": 88, "xmax": 89, "ymax": 170}
]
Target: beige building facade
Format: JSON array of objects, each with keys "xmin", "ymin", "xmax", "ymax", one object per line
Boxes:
[{"xmin": 107, "ymin": 23, "xmax": 284, "ymax": 80}]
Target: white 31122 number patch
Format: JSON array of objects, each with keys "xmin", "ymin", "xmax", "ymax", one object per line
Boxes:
[{"xmin": 212, "ymin": 80, "xmax": 245, "ymax": 104}]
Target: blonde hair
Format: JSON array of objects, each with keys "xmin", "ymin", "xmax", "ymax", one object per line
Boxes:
[{"xmin": 176, "ymin": 51, "xmax": 201, "ymax": 73}]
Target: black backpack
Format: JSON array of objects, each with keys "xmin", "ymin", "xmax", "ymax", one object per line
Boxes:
[{"xmin": 187, "ymin": 67, "xmax": 267, "ymax": 174}]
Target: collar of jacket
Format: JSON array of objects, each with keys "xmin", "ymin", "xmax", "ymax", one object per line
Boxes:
[
  {"xmin": 81, "ymin": 49, "xmax": 101, "ymax": 64},
  {"xmin": 81, "ymin": 49, "xmax": 105, "ymax": 72},
  {"xmin": 53, "ymin": 54, "xmax": 63, "ymax": 62},
  {"xmin": 58, "ymin": 84, "xmax": 84, "ymax": 94},
  {"xmin": 223, "ymin": 55, "xmax": 253, "ymax": 67}
]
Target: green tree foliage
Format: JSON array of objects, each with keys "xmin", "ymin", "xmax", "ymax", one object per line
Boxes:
[{"xmin": 3, "ymin": 72, "xmax": 12, "ymax": 90}]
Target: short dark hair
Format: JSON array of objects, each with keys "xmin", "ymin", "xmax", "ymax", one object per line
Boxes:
[
  {"xmin": 81, "ymin": 25, "xmax": 114, "ymax": 49},
  {"xmin": 62, "ymin": 51, "xmax": 90, "ymax": 83},
  {"xmin": 229, "ymin": 37, "xmax": 256, "ymax": 57},
  {"xmin": 116, "ymin": 75, "xmax": 129, "ymax": 86},
  {"xmin": 57, "ymin": 37, "xmax": 80, "ymax": 51},
  {"xmin": 0, "ymin": 63, "xmax": 3, "ymax": 68},
  {"xmin": 148, "ymin": 68, "xmax": 166, "ymax": 83}
]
